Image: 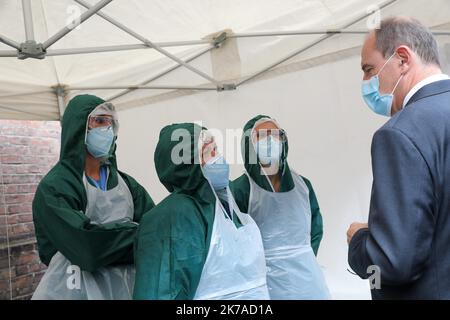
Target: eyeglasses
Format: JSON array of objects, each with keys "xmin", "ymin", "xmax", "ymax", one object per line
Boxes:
[
  {"xmin": 88, "ymin": 115, "xmax": 114, "ymax": 129},
  {"xmin": 255, "ymin": 128, "xmax": 287, "ymax": 141}
]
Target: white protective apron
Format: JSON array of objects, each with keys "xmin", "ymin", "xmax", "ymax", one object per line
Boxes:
[
  {"xmin": 32, "ymin": 171, "xmax": 135, "ymax": 300},
  {"xmin": 194, "ymin": 188, "xmax": 270, "ymax": 300},
  {"xmin": 246, "ymin": 171, "xmax": 330, "ymax": 300}
]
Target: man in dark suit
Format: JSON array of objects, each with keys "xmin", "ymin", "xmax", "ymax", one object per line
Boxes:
[{"xmin": 347, "ymin": 16, "xmax": 450, "ymax": 299}]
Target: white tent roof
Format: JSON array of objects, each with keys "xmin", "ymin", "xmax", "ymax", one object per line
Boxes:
[{"xmin": 1, "ymin": 0, "xmax": 449, "ymax": 120}]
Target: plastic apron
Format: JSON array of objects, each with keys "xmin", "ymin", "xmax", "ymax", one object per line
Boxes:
[
  {"xmin": 246, "ymin": 171, "xmax": 330, "ymax": 300},
  {"xmin": 194, "ymin": 188, "xmax": 270, "ymax": 300},
  {"xmin": 32, "ymin": 171, "xmax": 135, "ymax": 300}
]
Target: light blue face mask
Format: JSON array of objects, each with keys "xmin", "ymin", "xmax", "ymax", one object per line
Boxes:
[
  {"xmin": 203, "ymin": 155, "xmax": 230, "ymax": 191},
  {"xmin": 362, "ymin": 53, "xmax": 404, "ymax": 117},
  {"xmin": 257, "ymin": 135, "xmax": 283, "ymax": 166},
  {"xmin": 85, "ymin": 126, "xmax": 115, "ymax": 159}
]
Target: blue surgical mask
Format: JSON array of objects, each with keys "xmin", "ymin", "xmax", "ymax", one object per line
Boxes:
[
  {"xmin": 85, "ymin": 126, "xmax": 114, "ymax": 158},
  {"xmin": 203, "ymin": 155, "xmax": 230, "ymax": 191},
  {"xmin": 257, "ymin": 135, "xmax": 282, "ymax": 166},
  {"xmin": 362, "ymin": 53, "xmax": 404, "ymax": 117}
]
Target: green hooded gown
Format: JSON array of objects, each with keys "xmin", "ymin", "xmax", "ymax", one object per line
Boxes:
[{"xmin": 32, "ymin": 94, "xmax": 155, "ymax": 273}]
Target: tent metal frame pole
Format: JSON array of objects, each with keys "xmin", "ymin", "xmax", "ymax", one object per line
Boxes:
[
  {"xmin": 0, "ymin": 50, "xmax": 17, "ymax": 57},
  {"xmin": 3, "ymin": 28, "xmax": 448, "ymax": 58},
  {"xmin": 232, "ymin": 30, "xmax": 368, "ymax": 38},
  {"xmin": 74, "ymin": 0, "xmax": 221, "ymax": 87},
  {"xmin": 231, "ymin": 29, "xmax": 450, "ymax": 38},
  {"xmin": 44, "ymin": 40, "xmax": 211, "ymax": 56},
  {"xmin": 48, "ymin": 44, "xmax": 147, "ymax": 56},
  {"xmin": 108, "ymin": 45, "xmax": 215, "ymax": 101},
  {"xmin": 2, "ymin": 27, "xmax": 450, "ymax": 58},
  {"xmin": 236, "ymin": 0, "xmax": 398, "ymax": 87},
  {"xmin": 69, "ymin": 85, "xmax": 218, "ymax": 91},
  {"xmin": 0, "ymin": 90, "xmax": 54, "ymax": 99},
  {"xmin": 56, "ymin": 94, "xmax": 66, "ymax": 120},
  {"xmin": 54, "ymin": 85, "xmax": 67, "ymax": 120},
  {"xmin": 22, "ymin": 0, "xmax": 35, "ymax": 41},
  {"xmin": 0, "ymin": 34, "xmax": 20, "ymax": 50},
  {"xmin": 42, "ymin": 0, "xmax": 113, "ymax": 50},
  {"xmin": 0, "ymin": 103, "xmax": 50, "ymax": 120},
  {"xmin": 431, "ymin": 30, "xmax": 450, "ymax": 35}
]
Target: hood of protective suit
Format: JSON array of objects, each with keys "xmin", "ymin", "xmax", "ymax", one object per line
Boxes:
[
  {"xmin": 154, "ymin": 123, "xmax": 216, "ymax": 203},
  {"xmin": 241, "ymin": 115, "xmax": 294, "ymax": 192},
  {"xmin": 60, "ymin": 94, "xmax": 118, "ymax": 177}
]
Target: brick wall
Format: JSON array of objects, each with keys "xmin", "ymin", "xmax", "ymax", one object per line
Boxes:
[{"xmin": 0, "ymin": 120, "xmax": 61, "ymax": 300}]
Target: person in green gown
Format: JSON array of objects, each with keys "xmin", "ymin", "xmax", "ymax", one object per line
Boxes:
[
  {"xmin": 133, "ymin": 123, "xmax": 269, "ymax": 300},
  {"xmin": 32, "ymin": 94, "xmax": 155, "ymax": 300},
  {"xmin": 230, "ymin": 115, "xmax": 330, "ymax": 300}
]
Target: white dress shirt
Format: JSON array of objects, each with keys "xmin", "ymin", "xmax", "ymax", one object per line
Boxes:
[{"xmin": 403, "ymin": 74, "xmax": 450, "ymax": 107}]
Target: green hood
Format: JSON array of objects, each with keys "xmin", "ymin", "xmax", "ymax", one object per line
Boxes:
[
  {"xmin": 154, "ymin": 123, "xmax": 216, "ymax": 203},
  {"xmin": 60, "ymin": 94, "xmax": 119, "ymax": 185},
  {"xmin": 242, "ymin": 115, "xmax": 294, "ymax": 192}
]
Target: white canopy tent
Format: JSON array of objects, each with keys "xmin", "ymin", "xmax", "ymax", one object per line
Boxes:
[{"xmin": 1, "ymin": 0, "xmax": 450, "ymax": 299}]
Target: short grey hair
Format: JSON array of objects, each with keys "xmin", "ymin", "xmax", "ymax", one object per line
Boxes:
[{"xmin": 375, "ymin": 17, "xmax": 441, "ymax": 67}]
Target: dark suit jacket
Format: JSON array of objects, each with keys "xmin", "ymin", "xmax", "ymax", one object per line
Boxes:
[{"xmin": 349, "ymin": 79, "xmax": 450, "ymax": 300}]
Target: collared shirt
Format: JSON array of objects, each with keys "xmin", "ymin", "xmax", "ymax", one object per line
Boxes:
[
  {"xmin": 403, "ymin": 74, "xmax": 450, "ymax": 107},
  {"xmin": 87, "ymin": 165, "xmax": 108, "ymax": 191}
]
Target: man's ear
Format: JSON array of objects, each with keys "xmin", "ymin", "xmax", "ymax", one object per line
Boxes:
[{"xmin": 396, "ymin": 46, "xmax": 412, "ymax": 72}]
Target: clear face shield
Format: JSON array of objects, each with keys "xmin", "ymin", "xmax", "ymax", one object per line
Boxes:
[
  {"xmin": 84, "ymin": 102, "xmax": 119, "ymax": 144},
  {"xmin": 251, "ymin": 119, "xmax": 287, "ymax": 146},
  {"xmin": 251, "ymin": 119, "xmax": 288, "ymax": 177}
]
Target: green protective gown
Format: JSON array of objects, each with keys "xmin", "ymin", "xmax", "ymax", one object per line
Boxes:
[
  {"xmin": 32, "ymin": 94, "xmax": 155, "ymax": 273},
  {"xmin": 230, "ymin": 115, "xmax": 324, "ymax": 255},
  {"xmin": 133, "ymin": 123, "xmax": 243, "ymax": 300}
]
